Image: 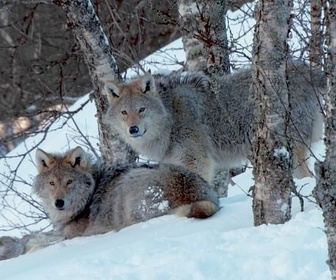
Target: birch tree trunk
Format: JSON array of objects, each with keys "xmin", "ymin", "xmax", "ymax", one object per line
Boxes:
[
  {"xmin": 56, "ymin": 0, "xmax": 136, "ymax": 163},
  {"xmin": 313, "ymin": 1, "xmax": 336, "ymax": 277},
  {"xmin": 250, "ymin": 0, "xmax": 294, "ymax": 225},
  {"xmin": 310, "ymin": 0, "xmax": 323, "ymax": 68},
  {"xmin": 178, "ymin": 0, "xmax": 230, "ymax": 74}
]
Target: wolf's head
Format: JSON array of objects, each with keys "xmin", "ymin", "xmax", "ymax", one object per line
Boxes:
[
  {"xmin": 104, "ymin": 74, "xmax": 170, "ymax": 146},
  {"xmin": 33, "ymin": 147, "xmax": 95, "ymax": 227},
  {"xmin": 104, "ymin": 73, "xmax": 156, "ymax": 101}
]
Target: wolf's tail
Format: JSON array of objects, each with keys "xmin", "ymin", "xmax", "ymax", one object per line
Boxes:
[{"xmin": 174, "ymin": 200, "xmax": 219, "ymax": 219}]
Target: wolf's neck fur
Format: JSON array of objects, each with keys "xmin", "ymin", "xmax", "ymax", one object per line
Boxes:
[{"xmin": 134, "ymin": 120, "xmax": 172, "ymax": 161}]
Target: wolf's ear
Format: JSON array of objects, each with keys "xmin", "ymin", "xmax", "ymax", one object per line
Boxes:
[
  {"xmin": 104, "ymin": 80, "xmax": 120, "ymax": 103},
  {"xmin": 65, "ymin": 146, "xmax": 88, "ymax": 169},
  {"xmin": 140, "ymin": 74, "xmax": 156, "ymax": 94},
  {"xmin": 35, "ymin": 149, "xmax": 55, "ymax": 173}
]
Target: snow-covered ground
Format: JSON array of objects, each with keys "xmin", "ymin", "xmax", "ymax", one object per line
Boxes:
[
  {"xmin": 0, "ymin": 148, "xmax": 331, "ymax": 279},
  {"xmin": 0, "ymin": 11, "xmax": 332, "ymax": 279}
]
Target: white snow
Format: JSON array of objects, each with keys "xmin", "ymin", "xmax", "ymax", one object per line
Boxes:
[
  {"xmin": 274, "ymin": 147, "xmax": 290, "ymax": 158},
  {"xmin": 178, "ymin": 2, "xmax": 200, "ymax": 17},
  {"xmin": 142, "ymin": 186, "xmax": 170, "ymax": 212}
]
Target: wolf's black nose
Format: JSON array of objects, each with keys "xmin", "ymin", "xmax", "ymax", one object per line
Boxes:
[
  {"xmin": 55, "ymin": 199, "xmax": 65, "ymax": 209},
  {"xmin": 129, "ymin": 126, "xmax": 139, "ymax": 135}
]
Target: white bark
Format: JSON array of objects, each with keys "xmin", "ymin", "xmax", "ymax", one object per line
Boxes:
[
  {"xmin": 314, "ymin": 1, "xmax": 336, "ymax": 278},
  {"xmin": 178, "ymin": 0, "xmax": 230, "ymax": 75},
  {"xmin": 250, "ymin": 0, "xmax": 294, "ymax": 225}
]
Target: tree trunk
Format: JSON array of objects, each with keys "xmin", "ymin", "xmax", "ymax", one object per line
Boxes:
[
  {"xmin": 313, "ymin": 1, "xmax": 336, "ymax": 278},
  {"xmin": 178, "ymin": 0, "xmax": 230, "ymax": 75},
  {"xmin": 310, "ymin": 0, "xmax": 323, "ymax": 68},
  {"xmin": 250, "ymin": 0, "xmax": 294, "ymax": 225},
  {"xmin": 57, "ymin": 0, "xmax": 136, "ymax": 163}
]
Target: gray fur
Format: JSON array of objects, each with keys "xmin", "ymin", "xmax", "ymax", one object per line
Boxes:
[
  {"xmin": 89, "ymin": 162, "xmax": 219, "ymax": 233},
  {"xmin": 0, "ymin": 147, "xmax": 218, "ymax": 261},
  {"xmin": 0, "ymin": 237, "xmax": 25, "ymax": 261},
  {"xmin": 105, "ymin": 61, "xmax": 324, "ymax": 183}
]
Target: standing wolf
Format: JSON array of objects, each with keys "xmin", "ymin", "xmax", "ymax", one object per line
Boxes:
[
  {"xmin": 0, "ymin": 146, "xmax": 218, "ymax": 260},
  {"xmin": 104, "ymin": 62, "xmax": 324, "ymax": 183}
]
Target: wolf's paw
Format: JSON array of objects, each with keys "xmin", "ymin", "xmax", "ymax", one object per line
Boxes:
[{"xmin": 0, "ymin": 236, "xmax": 25, "ymax": 261}]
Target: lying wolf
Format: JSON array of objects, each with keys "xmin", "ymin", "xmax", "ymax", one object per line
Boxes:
[
  {"xmin": 104, "ymin": 61, "xmax": 324, "ymax": 184},
  {"xmin": 0, "ymin": 146, "xmax": 218, "ymax": 260}
]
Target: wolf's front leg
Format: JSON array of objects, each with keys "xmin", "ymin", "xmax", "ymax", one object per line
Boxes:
[
  {"xmin": 0, "ymin": 231, "xmax": 65, "ymax": 261},
  {"xmin": 24, "ymin": 231, "xmax": 65, "ymax": 254},
  {"xmin": 0, "ymin": 236, "xmax": 25, "ymax": 261}
]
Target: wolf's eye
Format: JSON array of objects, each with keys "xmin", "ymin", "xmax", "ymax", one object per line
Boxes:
[
  {"xmin": 49, "ymin": 181, "xmax": 55, "ymax": 186},
  {"xmin": 121, "ymin": 110, "xmax": 127, "ymax": 115},
  {"xmin": 67, "ymin": 180, "xmax": 73, "ymax": 185},
  {"xmin": 139, "ymin": 107, "xmax": 145, "ymax": 113}
]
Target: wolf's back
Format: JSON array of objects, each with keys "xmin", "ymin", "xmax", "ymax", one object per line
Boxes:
[{"xmin": 88, "ymin": 163, "xmax": 219, "ymax": 233}]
